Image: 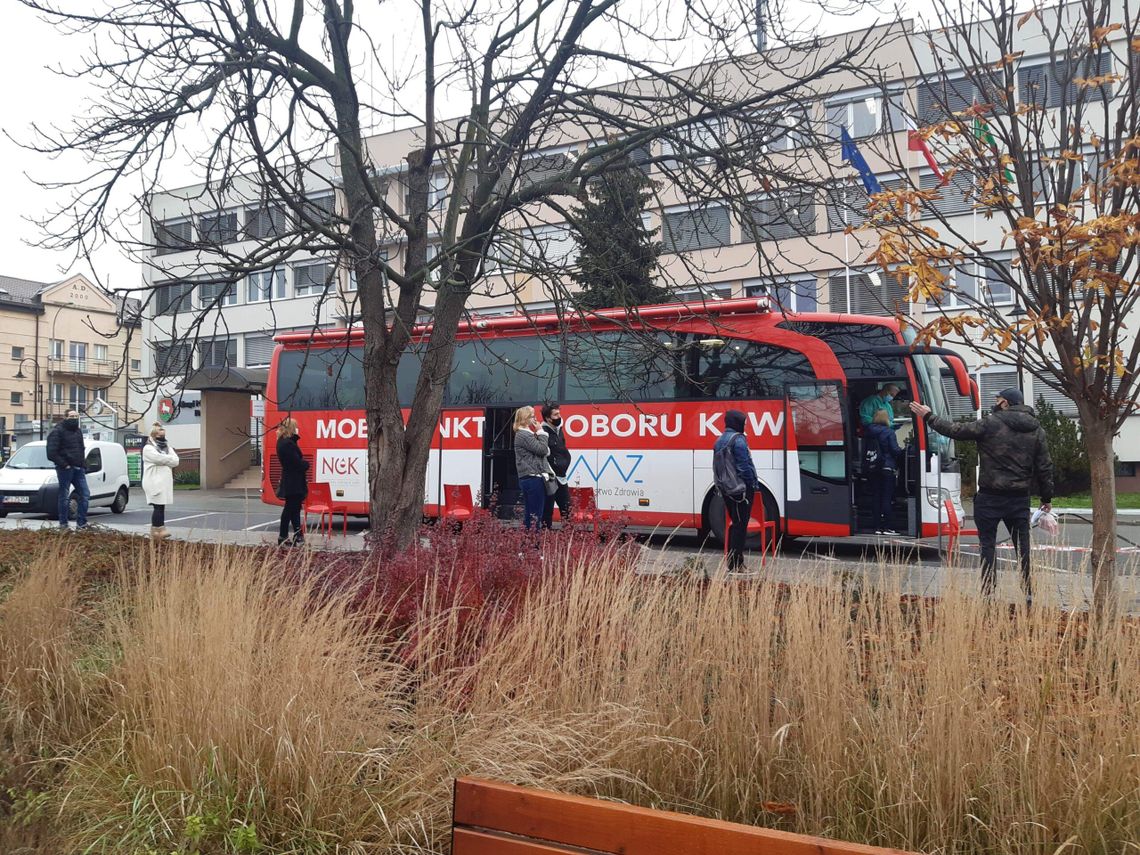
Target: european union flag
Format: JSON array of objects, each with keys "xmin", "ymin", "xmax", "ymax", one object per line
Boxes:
[{"xmin": 840, "ymin": 127, "xmax": 881, "ymax": 194}]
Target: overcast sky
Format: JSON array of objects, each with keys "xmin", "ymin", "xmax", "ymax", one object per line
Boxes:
[{"xmin": 0, "ymin": 0, "xmax": 899, "ymax": 294}]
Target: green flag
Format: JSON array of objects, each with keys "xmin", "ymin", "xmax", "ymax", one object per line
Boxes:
[{"xmin": 973, "ymin": 116, "xmax": 1015, "ymax": 182}]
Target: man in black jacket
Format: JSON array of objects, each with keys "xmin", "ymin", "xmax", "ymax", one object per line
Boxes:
[
  {"xmin": 45, "ymin": 409, "xmax": 90, "ymax": 530},
  {"xmin": 541, "ymin": 402, "xmax": 572, "ymax": 529},
  {"xmin": 911, "ymin": 388, "xmax": 1054, "ymax": 600}
]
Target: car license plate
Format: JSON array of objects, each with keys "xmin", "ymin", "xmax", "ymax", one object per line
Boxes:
[{"xmin": 4, "ymin": 495, "xmax": 30, "ymax": 504}]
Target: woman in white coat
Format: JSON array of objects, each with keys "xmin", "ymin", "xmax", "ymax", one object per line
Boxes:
[{"xmin": 142, "ymin": 422, "xmax": 179, "ymax": 541}]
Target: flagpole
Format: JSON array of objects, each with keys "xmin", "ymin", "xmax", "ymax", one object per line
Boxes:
[{"xmin": 844, "ymin": 188, "xmax": 851, "ymax": 313}]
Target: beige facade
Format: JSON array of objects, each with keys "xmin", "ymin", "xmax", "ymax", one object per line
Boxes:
[{"xmin": 1, "ymin": 273, "xmax": 143, "ymax": 451}]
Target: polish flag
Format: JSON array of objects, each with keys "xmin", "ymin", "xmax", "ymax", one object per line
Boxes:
[{"xmin": 907, "ymin": 120, "xmax": 946, "ymax": 184}]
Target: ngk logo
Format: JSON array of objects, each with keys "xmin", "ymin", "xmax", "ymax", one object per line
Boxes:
[{"xmin": 316, "ymin": 449, "xmax": 367, "ymax": 482}]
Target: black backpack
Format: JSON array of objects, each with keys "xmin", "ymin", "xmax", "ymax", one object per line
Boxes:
[
  {"xmin": 863, "ymin": 439, "xmax": 882, "ymax": 474},
  {"xmin": 713, "ymin": 433, "xmax": 747, "ymax": 500}
]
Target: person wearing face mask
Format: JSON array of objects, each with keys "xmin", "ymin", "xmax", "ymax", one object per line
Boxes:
[
  {"xmin": 45, "ymin": 409, "xmax": 89, "ymax": 531},
  {"xmin": 911, "ymin": 388, "xmax": 1054, "ymax": 604},
  {"xmin": 142, "ymin": 422, "xmax": 179, "ymax": 541},
  {"xmin": 859, "ymin": 384, "xmax": 901, "ymax": 427},
  {"xmin": 540, "ymin": 402, "xmax": 572, "ymax": 529}
]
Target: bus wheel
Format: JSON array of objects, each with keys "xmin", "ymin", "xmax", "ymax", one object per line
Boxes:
[{"xmin": 704, "ymin": 488, "xmax": 782, "ymax": 551}]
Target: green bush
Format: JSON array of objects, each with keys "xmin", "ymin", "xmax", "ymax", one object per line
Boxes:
[
  {"xmin": 173, "ymin": 469, "xmax": 200, "ymax": 486},
  {"xmin": 1035, "ymin": 395, "xmax": 1090, "ymax": 496}
]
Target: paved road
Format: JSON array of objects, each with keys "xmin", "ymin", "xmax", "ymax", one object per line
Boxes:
[{"xmin": 3, "ymin": 488, "xmax": 1137, "ymax": 611}]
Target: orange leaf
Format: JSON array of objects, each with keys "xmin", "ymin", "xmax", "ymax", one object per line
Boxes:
[{"xmin": 761, "ymin": 802, "xmax": 798, "ymax": 816}]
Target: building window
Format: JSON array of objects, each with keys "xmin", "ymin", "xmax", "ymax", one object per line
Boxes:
[
  {"xmin": 94, "ymin": 344, "xmax": 109, "ymax": 363},
  {"xmin": 522, "ymin": 225, "xmax": 576, "ymax": 267},
  {"xmin": 1032, "ymin": 376, "xmax": 1078, "ymax": 416},
  {"xmin": 827, "ymin": 268, "xmax": 909, "ymax": 316},
  {"xmin": 293, "ymin": 260, "xmax": 335, "ymax": 297},
  {"xmin": 919, "ymin": 169, "xmax": 975, "ymax": 218},
  {"xmin": 245, "ymin": 204, "xmax": 289, "ymax": 240},
  {"xmin": 154, "ymin": 218, "xmax": 192, "ymax": 255},
  {"xmin": 199, "ymin": 338, "xmax": 236, "ymax": 369},
  {"xmin": 199, "ymin": 277, "xmax": 238, "ymax": 308},
  {"xmin": 744, "ymin": 276, "xmax": 818, "ymax": 312},
  {"xmin": 674, "ymin": 284, "xmax": 733, "ymax": 302},
  {"xmin": 743, "ymin": 188, "xmax": 817, "ymax": 242},
  {"xmin": 198, "ymin": 210, "xmax": 240, "ymax": 244},
  {"xmin": 826, "ymin": 88, "xmax": 905, "ymax": 139},
  {"xmin": 244, "ymin": 334, "xmax": 275, "ymax": 368},
  {"xmin": 246, "ymin": 269, "xmax": 287, "ymax": 303},
  {"xmin": 69, "ymin": 385, "xmax": 89, "ymax": 413},
  {"xmin": 50, "ymin": 383, "xmax": 64, "ymax": 405},
  {"xmin": 662, "ymin": 205, "xmax": 731, "ymax": 253},
  {"xmin": 152, "ymin": 341, "xmax": 192, "ymax": 376},
  {"xmin": 155, "ymin": 280, "xmax": 195, "ymax": 316},
  {"xmin": 301, "ymin": 193, "xmax": 336, "ymax": 226},
  {"xmin": 977, "ymin": 368, "xmax": 1019, "ymax": 405},
  {"xmin": 1018, "ymin": 52, "xmax": 1113, "ymax": 109},
  {"xmin": 928, "ymin": 257, "xmax": 1014, "ymax": 309},
  {"xmin": 10, "ymin": 391, "xmax": 22, "ymax": 406},
  {"xmin": 130, "ymin": 359, "xmax": 141, "ymax": 373},
  {"xmin": 69, "ymin": 342, "xmax": 88, "ymax": 372},
  {"xmin": 517, "ymin": 146, "xmax": 576, "ymax": 192},
  {"xmin": 825, "ymin": 177, "xmax": 906, "ymax": 231},
  {"xmin": 740, "ymin": 105, "xmax": 811, "ymax": 153},
  {"xmin": 49, "ymin": 339, "xmax": 64, "ymax": 361},
  {"xmin": 11, "ymin": 346, "xmax": 24, "ymax": 360},
  {"xmin": 661, "ymin": 117, "xmax": 726, "ymax": 166}
]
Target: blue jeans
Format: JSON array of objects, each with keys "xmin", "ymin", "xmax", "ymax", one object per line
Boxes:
[
  {"xmin": 56, "ymin": 466, "xmax": 90, "ymax": 528},
  {"xmin": 518, "ymin": 476, "xmax": 546, "ymax": 531}
]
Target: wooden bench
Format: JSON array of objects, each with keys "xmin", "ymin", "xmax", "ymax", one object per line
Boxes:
[{"xmin": 452, "ymin": 777, "xmax": 919, "ymax": 855}]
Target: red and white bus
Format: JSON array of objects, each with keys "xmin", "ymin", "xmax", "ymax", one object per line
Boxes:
[{"xmin": 263, "ymin": 299, "xmax": 978, "ymax": 540}]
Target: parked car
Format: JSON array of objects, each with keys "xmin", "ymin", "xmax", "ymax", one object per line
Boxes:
[{"xmin": 0, "ymin": 440, "xmax": 130, "ymax": 519}]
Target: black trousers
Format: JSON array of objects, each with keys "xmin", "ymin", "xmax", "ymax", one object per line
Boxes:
[
  {"xmin": 974, "ymin": 492, "xmax": 1032, "ymax": 598},
  {"xmin": 726, "ymin": 488, "xmax": 755, "ymax": 572},
  {"xmin": 151, "ymin": 503, "xmax": 165, "ymax": 527},
  {"xmin": 279, "ymin": 495, "xmax": 304, "ymax": 542},
  {"xmin": 542, "ymin": 481, "xmax": 570, "ymax": 529}
]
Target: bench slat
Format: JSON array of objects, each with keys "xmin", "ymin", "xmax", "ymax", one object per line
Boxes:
[
  {"xmin": 453, "ymin": 778, "xmax": 920, "ymax": 855},
  {"xmin": 453, "ymin": 827, "xmax": 604, "ymax": 855}
]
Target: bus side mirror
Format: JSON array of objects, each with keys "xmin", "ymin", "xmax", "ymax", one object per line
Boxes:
[{"xmin": 941, "ymin": 354, "xmax": 974, "ymax": 402}]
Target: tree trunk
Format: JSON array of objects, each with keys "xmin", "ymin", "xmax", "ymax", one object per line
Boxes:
[{"xmin": 1082, "ymin": 416, "xmax": 1117, "ymax": 621}]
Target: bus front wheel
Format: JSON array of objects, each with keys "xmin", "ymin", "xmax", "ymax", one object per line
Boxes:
[{"xmin": 704, "ymin": 488, "xmax": 782, "ymax": 551}]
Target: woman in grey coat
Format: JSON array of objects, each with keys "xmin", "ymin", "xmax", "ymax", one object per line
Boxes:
[{"xmin": 513, "ymin": 405, "xmax": 552, "ymax": 530}]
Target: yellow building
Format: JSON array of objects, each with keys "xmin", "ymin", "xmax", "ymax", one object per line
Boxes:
[{"xmin": 0, "ymin": 273, "xmax": 143, "ymax": 453}]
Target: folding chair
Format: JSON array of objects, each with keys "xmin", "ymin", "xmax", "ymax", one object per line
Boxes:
[
  {"xmin": 443, "ymin": 483, "xmax": 475, "ymax": 526},
  {"xmin": 304, "ymin": 481, "xmax": 348, "ymax": 536},
  {"xmin": 567, "ymin": 486, "xmax": 599, "ymax": 532},
  {"xmin": 723, "ymin": 498, "xmax": 778, "ymax": 567}
]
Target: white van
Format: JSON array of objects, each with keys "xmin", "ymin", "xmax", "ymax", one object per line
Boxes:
[{"xmin": 0, "ymin": 440, "xmax": 131, "ymax": 519}]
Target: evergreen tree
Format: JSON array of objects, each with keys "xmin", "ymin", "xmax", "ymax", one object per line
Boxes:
[
  {"xmin": 1035, "ymin": 396, "xmax": 1091, "ymax": 496},
  {"xmin": 570, "ymin": 161, "xmax": 667, "ymax": 310}
]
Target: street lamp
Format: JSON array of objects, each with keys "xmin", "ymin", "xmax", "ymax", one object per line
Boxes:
[
  {"xmin": 1008, "ymin": 303, "xmax": 1027, "ymax": 397},
  {"xmin": 14, "ymin": 357, "xmax": 45, "ymax": 440},
  {"xmin": 45, "ymin": 301, "xmax": 76, "ymax": 427}
]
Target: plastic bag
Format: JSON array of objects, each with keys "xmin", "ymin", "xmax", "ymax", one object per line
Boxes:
[{"xmin": 1031, "ymin": 508, "xmax": 1059, "ymax": 536}]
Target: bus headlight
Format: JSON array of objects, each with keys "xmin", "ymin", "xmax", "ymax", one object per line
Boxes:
[{"xmin": 926, "ymin": 487, "xmax": 952, "ymax": 509}]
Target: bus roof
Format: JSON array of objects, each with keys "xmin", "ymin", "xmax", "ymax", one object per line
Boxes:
[{"xmin": 274, "ymin": 298, "xmax": 902, "ymax": 346}]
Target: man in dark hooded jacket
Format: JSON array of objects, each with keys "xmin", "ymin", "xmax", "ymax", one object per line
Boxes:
[
  {"xmin": 45, "ymin": 409, "xmax": 90, "ymax": 530},
  {"xmin": 911, "ymin": 388, "xmax": 1054, "ymax": 600},
  {"xmin": 713, "ymin": 409, "xmax": 761, "ymax": 571}
]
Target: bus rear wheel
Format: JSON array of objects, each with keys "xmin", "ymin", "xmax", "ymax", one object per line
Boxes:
[{"xmin": 704, "ymin": 487, "xmax": 782, "ymax": 551}]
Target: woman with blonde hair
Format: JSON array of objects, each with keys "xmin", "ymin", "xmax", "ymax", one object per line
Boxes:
[
  {"xmin": 142, "ymin": 422, "xmax": 179, "ymax": 541},
  {"xmin": 513, "ymin": 405, "xmax": 553, "ymax": 530},
  {"xmin": 275, "ymin": 417, "xmax": 309, "ymax": 546}
]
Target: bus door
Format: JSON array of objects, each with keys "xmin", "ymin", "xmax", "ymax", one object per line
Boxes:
[
  {"xmin": 782, "ymin": 381, "xmax": 852, "ymax": 537},
  {"xmin": 482, "ymin": 407, "xmax": 520, "ymax": 519}
]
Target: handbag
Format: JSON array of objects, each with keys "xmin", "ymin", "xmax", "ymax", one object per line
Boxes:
[{"xmin": 543, "ymin": 473, "xmax": 559, "ymax": 496}]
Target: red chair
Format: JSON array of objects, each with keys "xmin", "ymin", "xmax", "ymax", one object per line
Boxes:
[
  {"xmin": 304, "ymin": 481, "xmax": 349, "ymax": 536},
  {"xmin": 723, "ymin": 498, "xmax": 778, "ymax": 567},
  {"xmin": 944, "ymin": 497, "xmax": 977, "ymax": 559},
  {"xmin": 568, "ymin": 486, "xmax": 599, "ymax": 531},
  {"xmin": 443, "ymin": 483, "xmax": 475, "ymax": 526}
]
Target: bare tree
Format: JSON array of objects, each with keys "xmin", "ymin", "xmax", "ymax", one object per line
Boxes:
[
  {"xmin": 867, "ymin": 0, "xmax": 1140, "ymax": 616},
  {"xmin": 22, "ymin": 0, "xmax": 894, "ymax": 546}
]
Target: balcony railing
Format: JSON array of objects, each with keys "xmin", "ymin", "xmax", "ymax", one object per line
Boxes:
[{"xmin": 47, "ymin": 357, "xmax": 116, "ymax": 378}]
